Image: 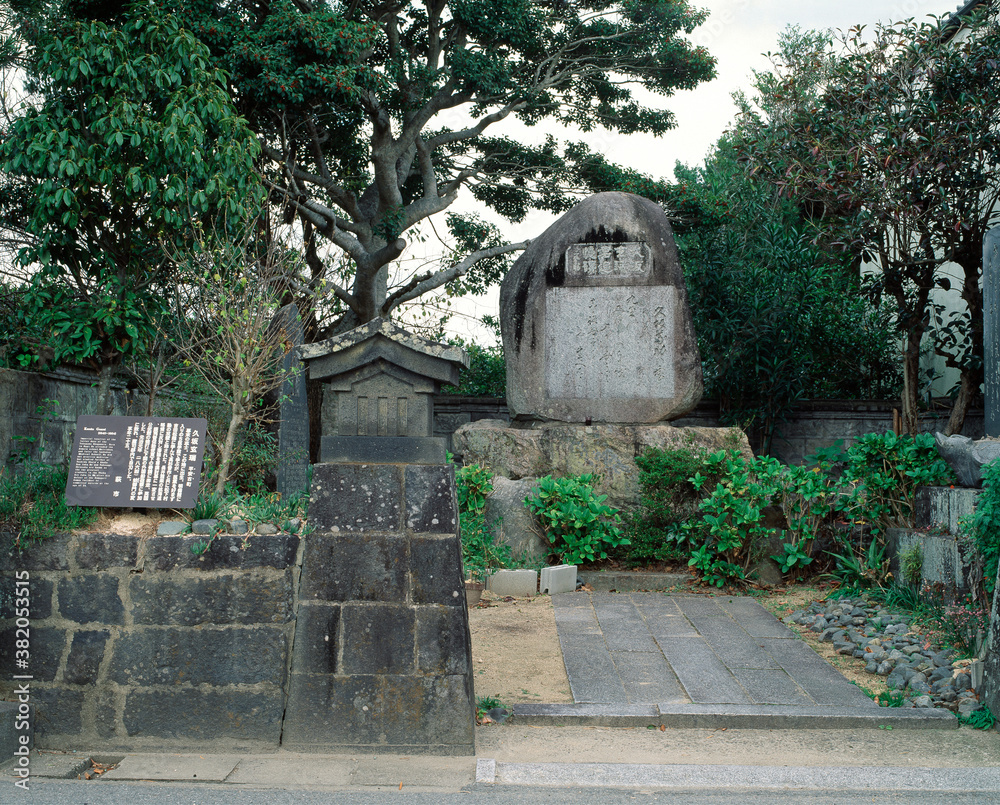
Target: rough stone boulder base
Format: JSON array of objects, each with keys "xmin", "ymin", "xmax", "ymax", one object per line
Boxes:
[
  {"xmin": 500, "ymin": 192, "xmax": 702, "ymax": 423},
  {"xmin": 452, "ymin": 420, "xmax": 751, "ymax": 510}
]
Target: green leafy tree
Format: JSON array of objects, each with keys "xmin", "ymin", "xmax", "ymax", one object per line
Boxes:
[
  {"xmin": 170, "ymin": 0, "xmax": 716, "ymax": 335},
  {"xmin": 672, "ymin": 140, "xmax": 900, "ymax": 451},
  {"xmin": 0, "ymin": 2, "xmax": 261, "ymax": 411},
  {"xmin": 733, "ymin": 12, "xmax": 1000, "ymax": 434}
]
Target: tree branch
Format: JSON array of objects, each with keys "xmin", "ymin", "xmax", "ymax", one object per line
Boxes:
[{"xmin": 383, "ymin": 239, "xmax": 529, "ymax": 312}]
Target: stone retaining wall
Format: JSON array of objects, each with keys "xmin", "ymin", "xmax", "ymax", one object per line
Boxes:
[
  {"xmin": 0, "ymin": 463, "xmax": 476, "ymax": 755},
  {"xmin": 0, "ymin": 532, "xmax": 299, "ymax": 751}
]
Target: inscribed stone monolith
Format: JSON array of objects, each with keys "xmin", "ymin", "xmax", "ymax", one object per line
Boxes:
[{"xmin": 499, "ymin": 192, "xmax": 702, "ymax": 423}]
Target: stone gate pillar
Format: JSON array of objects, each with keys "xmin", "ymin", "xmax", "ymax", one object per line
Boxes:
[{"xmin": 281, "ymin": 320, "xmax": 475, "ymax": 755}]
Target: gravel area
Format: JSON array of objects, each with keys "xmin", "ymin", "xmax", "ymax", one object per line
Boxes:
[{"xmin": 784, "ymin": 596, "xmax": 985, "ymax": 715}]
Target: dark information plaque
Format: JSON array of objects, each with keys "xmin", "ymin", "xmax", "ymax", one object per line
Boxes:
[{"xmin": 65, "ymin": 416, "xmax": 208, "ymax": 508}]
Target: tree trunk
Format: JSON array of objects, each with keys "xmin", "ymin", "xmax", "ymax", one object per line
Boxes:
[
  {"xmin": 215, "ymin": 404, "xmax": 245, "ymax": 497},
  {"xmin": 95, "ymin": 361, "xmax": 118, "ymax": 416},
  {"xmin": 900, "ymin": 338, "xmax": 921, "ymax": 435},
  {"xmin": 945, "ymin": 369, "xmax": 978, "ymax": 436}
]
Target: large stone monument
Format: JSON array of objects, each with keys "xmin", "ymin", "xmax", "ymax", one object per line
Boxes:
[
  {"xmin": 500, "ymin": 191, "xmax": 703, "ymax": 423},
  {"xmin": 456, "ymin": 192, "xmax": 750, "ymax": 559},
  {"xmin": 281, "ymin": 318, "xmax": 477, "ymax": 755}
]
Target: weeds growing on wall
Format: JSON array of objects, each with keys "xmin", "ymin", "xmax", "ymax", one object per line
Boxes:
[{"xmin": 0, "ymin": 463, "xmax": 98, "ymax": 548}]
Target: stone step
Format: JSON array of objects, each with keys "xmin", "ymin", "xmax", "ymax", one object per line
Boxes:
[{"xmin": 577, "ymin": 571, "xmax": 689, "ymax": 592}]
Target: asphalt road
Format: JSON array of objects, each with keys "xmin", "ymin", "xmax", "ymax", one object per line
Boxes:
[{"xmin": 11, "ymin": 780, "xmax": 1000, "ymax": 805}]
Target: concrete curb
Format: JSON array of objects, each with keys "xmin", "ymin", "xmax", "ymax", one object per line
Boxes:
[
  {"xmin": 475, "ymin": 760, "xmax": 1000, "ymax": 791},
  {"xmin": 511, "ymin": 702, "xmax": 959, "ymax": 730}
]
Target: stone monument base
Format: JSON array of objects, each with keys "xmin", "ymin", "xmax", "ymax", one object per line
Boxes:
[
  {"xmin": 452, "ymin": 420, "xmax": 753, "ymax": 511},
  {"xmin": 282, "ymin": 462, "xmax": 476, "ymax": 755}
]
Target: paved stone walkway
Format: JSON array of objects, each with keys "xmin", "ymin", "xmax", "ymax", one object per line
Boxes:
[{"xmin": 552, "ymin": 592, "xmax": 876, "ymax": 707}]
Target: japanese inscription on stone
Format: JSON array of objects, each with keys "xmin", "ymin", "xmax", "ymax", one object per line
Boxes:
[
  {"xmin": 565, "ymin": 242, "xmax": 650, "ymax": 281},
  {"xmin": 545, "ymin": 286, "xmax": 676, "ymax": 399},
  {"xmin": 65, "ymin": 416, "xmax": 207, "ymax": 508}
]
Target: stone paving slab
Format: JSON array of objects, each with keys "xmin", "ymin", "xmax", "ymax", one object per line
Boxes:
[
  {"xmin": 657, "ymin": 637, "xmax": 753, "ymax": 704},
  {"xmin": 610, "ymin": 651, "xmax": 687, "ymax": 704},
  {"xmin": 100, "ymin": 753, "xmax": 242, "ymax": 781},
  {"xmin": 550, "ymin": 592, "xmax": 921, "ymax": 722}
]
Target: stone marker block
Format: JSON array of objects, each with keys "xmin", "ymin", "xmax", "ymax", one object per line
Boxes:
[
  {"xmin": 487, "ymin": 569, "xmax": 537, "ymax": 597},
  {"xmin": 540, "ymin": 564, "xmax": 577, "ymax": 595}
]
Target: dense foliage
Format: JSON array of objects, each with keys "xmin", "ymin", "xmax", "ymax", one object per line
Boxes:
[
  {"xmin": 630, "ymin": 433, "xmax": 955, "ymax": 588},
  {"xmin": 163, "ymin": 0, "xmax": 717, "ymax": 335},
  {"xmin": 733, "ymin": 13, "xmax": 1000, "ymax": 434},
  {"xmin": 525, "ymin": 474, "xmax": 628, "ymax": 565},
  {"xmin": 673, "ymin": 142, "xmax": 900, "ymax": 451},
  {"xmin": 0, "ymin": 2, "xmax": 261, "ymax": 411}
]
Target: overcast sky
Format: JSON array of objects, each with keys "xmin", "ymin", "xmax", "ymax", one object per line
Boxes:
[
  {"xmin": 638, "ymin": 0, "xmax": 962, "ymax": 171},
  {"xmin": 429, "ymin": 0, "xmax": 964, "ymax": 339}
]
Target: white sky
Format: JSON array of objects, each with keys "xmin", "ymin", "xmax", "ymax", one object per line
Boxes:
[{"xmin": 425, "ymin": 0, "xmax": 962, "ymax": 341}]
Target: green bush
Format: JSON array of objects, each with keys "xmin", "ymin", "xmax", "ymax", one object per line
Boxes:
[
  {"xmin": 625, "ymin": 446, "xmax": 720, "ymax": 567},
  {"xmin": 525, "ymin": 474, "xmax": 628, "ymax": 565},
  {"xmin": 685, "ymin": 451, "xmax": 782, "ymax": 586},
  {"xmin": 962, "ymin": 457, "xmax": 1000, "ymax": 597},
  {"xmin": 630, "ymin": 438, "xmax": 945, "ymax": 587},
  {"xmin": 840, "ymin": 432, "xmax": 956, "ymax": 535}
]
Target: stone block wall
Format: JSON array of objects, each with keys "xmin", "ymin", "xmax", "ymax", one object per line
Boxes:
[
  {"xmin": 0, "ymin": 532, "xmax": 299, "ymax": 751},
  {"xmin": 885, "ymin": 488, "xmax": 982, "ymax": 602},
  {"xmin": 282, "ymin": 463, "xmax": 475, "ymax": 755},
  {"xmin": 0, "ymin": 367, "xmax": 132, "ymax": 468}
]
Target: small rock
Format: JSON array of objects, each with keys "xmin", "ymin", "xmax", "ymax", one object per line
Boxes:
[
  {"xmin": 229, "ymin": 518, "xmax": 249, "ymax": 535},
  {"xmin": 256, "ymin": 522, "xmax": 279, "ymax": 535},
  {"xmin": 912, "ymin": 695, "xmax": 933, "ymax": 708},
  {"xmin": 156, "ymin": 521, "xmax": 187, "ymax": 536},
  {"xmin": 876, "ymin": 660, "xmax": 894, "ymax": 676},
  {"xmin": 192, "ymin": 518, "xmax": 220, "ymax": 535},
  {"xmin": 958, "ymin": 699, "xmax": 981, "ymax": 717}
]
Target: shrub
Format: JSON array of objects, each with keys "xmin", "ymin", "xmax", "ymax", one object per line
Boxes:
[
  {"xmin": 455, "ymin": 463, "xmax": 512, "ymax": 582},
  {"xmin": 840, "ymin": 432, "xmax": 956, "ymax": 535},
  {"xmin": 525, "ymin": 474, "xmax": 628, "ymax": 565},
  {"xmin": 685, "ymin": 451, "xmax": 782, "ymax": 586}
]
